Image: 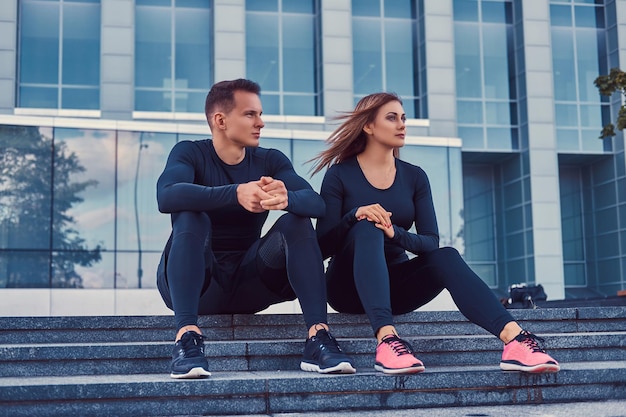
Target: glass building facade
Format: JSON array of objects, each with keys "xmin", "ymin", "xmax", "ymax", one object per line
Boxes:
[{"xmin": 0, "ymin": 0, "xmax": 624, "ymax": 314}]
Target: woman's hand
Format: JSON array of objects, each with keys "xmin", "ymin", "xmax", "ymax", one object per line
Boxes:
[{"xmin": 355, "ymin": 204, "xmax": 394, "ymax": 238}]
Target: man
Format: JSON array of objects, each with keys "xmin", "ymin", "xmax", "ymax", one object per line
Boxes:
[{"xmin": 156, "ymin": 79, "xmax": 355, "ymax": 379}]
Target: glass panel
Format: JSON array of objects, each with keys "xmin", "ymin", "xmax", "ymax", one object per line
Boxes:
[
  {"xmin": 352, "ymin": 0, "xmax": 380, "ymax": 17},
  {"xmin": 292, "ymin": 139, "xmax": 326, "ymax": 191},
  {"xmin": 62, "ymin": 1, "xmax": 100, "ymax": 87},
  {"xmin": 62, "ymin": 88, "xmax": 99, "ymax": 110},
  {"xmin": 401, "ymin": 146, "xmax": 451, "ymax": 243},
  {"xmin": 260, "ymin": 93, "xmax": 280, "ymax": 114},
  {"xmin": 556, "ymin": 128, "xmax": 579, "ymax": 150},
  {"xmin": 459, "ymin": 126, "xmax": 485, "ymax": 149},
  {"xmin": 481, "ymin": 1, "xmax": 512, "ymax": 24},
  {"xmin": 468, "ymin": 264, "xmax": 496, "ymax": 287},
  {"xmin": 246, "ymin": 0, "xmax": 278, "ymax": 12},
  {"xmin": 485, "ymin": 101, "xmax": 512, "ymax": 125},
  {"xmin": 55, "ymin": 251, "xmax": 114, "ymax": 288},
  {"xmin": 550, "ymin": 4, "xmax": 572, "ymax": 26},
  {"xmin": 116, "ymin": 252, "xmax": 161, "ymax": 289},
  {"xmin": 384, "ymin": 0, "xmax": 414, "ymax": 18},
  {"xmin": 482, "ymin": 24, "xmax": 511, "ymax": 100},
  {"xmin": 283, "ymin": 14, "xmax": 316, "ymax": 92},
  {"xmin": 52, "ymin": 128, "xmax": 115, "ymax": 252},
  {"xmin": 487, "ymin": 127, "xmax": 514, "ymax": 149},
  {"xmin": 0, "ymin": 251, "xmax": 51, "ymax": 288},
  {"xmin": 454, "ymin": 23, "xmax": 481, "ymax": 98},
  {"xmin": 19, "ymin": 0, "xmax": 60, "ymax": 84},
  {"xmin": 555, "ymin": 103, "xmax": 578, "ymax": 127},
  {"xmin": 384, "ymin": 20, "xmax": 416, "ymax": 96},
  {"xmin": 457, "ymin": 100, "xmax": 483, "ymax": 124},
  {"xmin": 283, "ymin": 95, "xmax": 317, "ymax": 116},
  {"xmin": 574, "ymin": 5, "xmax": 603, "ymax": 28},
  {"xmin": 0, "ymin": 125, "xmax": 53, "ymax": 250},
  {"xmin": 19, "ymin": 86, "xmax": 58, "ymax": 108},
  {"xmin": 551, "ymin": 28, "xmax": 577, "ymax": 101},
  {"xmin": 564, "ymin": 263, "xmax": 586, "ymax": 286},
  {"xmin": 453, "ymin": 0, "xmax": 478, "ymax": 22},
  {"xmin": 116, "ymin": 131, "xmax": 176, "ymax": 252},
  {"xmin": 575, "ymin": 29, "xmax": 602, "ymax": 102},
  {"xmin": 135, "ymin": 90, "xmax": 172, "ymax": 112},
  {"xmin": 282, "ymin": 0, "xmax": 314, "ymax": 14},
  {"xmin": 135, "ymin": 3, "xmax": 172, "ymax": 88},
  {"xmin": 353, "ymin": 17, "xmax": 383, "ymax": 94},
  {"xmin": 579, "ymin": 104, "xmax": 602, "ymax": 127},
  {"xmin": 246, "ymin": 13, "xmax": 280, "ymax": 91},
  {"xmin": 175, "ymin": 5, "xmax": 212, "ymax": 90}
]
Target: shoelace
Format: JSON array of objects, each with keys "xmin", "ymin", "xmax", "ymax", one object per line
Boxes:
[
  {"xmin": 178, "ymin": 332, "xmax": 207, "ymax": 357},
  {"xmin": 317, "ymin": 331, "xmax": 344, "ymax": 353},
  {"xmin": 381, "ymin": 335, "xmax": 414, "ymax": 356},
  {"xmin": 518, "ymin": 331, "xmax": 547, "ymax": 353}
]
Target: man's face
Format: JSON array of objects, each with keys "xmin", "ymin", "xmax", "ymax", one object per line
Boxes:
[{"xmin": 222, "ymin": 90, "xmax": 265, "ymax": 148}]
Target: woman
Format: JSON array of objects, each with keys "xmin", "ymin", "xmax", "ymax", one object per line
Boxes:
[{"xmin": 311, "ymin": 92, "xmax": 559, "ymax": 375}]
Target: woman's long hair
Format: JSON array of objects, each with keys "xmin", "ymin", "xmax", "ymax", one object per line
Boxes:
[{"xmin": 309, "ymin": 92, "xmax": 402, "ymax": 176}]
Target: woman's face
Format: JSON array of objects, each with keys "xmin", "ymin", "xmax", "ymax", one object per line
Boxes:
[{"xmin": 364, "ymin": 100, "xmax": 406, "ymax": 148}]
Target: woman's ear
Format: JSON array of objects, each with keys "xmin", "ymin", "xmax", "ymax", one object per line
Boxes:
[{"xmin": 363, "ymin": 123, "xmax": 373, "ymax": 135}]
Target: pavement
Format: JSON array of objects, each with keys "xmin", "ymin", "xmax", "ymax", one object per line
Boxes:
[{"xmin": 204, "ymin": 400, "xmax": 626, "ymax": 417}]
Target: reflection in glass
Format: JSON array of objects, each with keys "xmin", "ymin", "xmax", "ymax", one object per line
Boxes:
[
  {"xmin": 0, "ymin": 126, "xmax": 53, "ymax": 251},
  {"xmin": 454, "ymin": 24, "xmax": 481, "ymax": 98},
  {"xmin": 246, "ymin": 1, "xmax": 319, "ymax": 115},
  {"xmin": 117, "ymin": 132, "xmax": 176, "ymax": 287},
  {"xmin": 353, "ymin": 0, "xmax": 422, "ymax": 117},
  {"xmin": 135, "ymin": 0, "xmax": 212, "ymax": 112},
  {"xmin": 19, "ymin": 0, "xmax": 100, "ymax": 109},
  {"xmin": 0, "ymin": 251, "xmax": 51, "ymax": 288}
]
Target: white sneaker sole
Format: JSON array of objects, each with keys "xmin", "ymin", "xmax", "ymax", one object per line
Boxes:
[
  {"xmin": 500, "ymin": 362, "xmax": 560, "ymax": 373},
  {"xmin": 374, "ymin": 364, "xmax": 425, "ymax": 375},
  {"xmin": 170, "ymin": 367, "xmax": 212, "ymax": 379},
  {"xmin": 300, "ymin": 361, "xmax": 356, "ymax": 374}
]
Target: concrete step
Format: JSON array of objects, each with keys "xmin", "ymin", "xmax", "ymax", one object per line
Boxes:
[
  {"xmin": 1, "ymin": 362, "xmax": 625, "ymax": 417},
  {"xmin": 1, "ymin": 307, "xmax": 625, "ymax": 344},
  {"xmin": 1, "ymin": 332, "xmax": 624, "ymax": 377}
]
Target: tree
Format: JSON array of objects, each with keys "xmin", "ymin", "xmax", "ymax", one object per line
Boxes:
[
  {"xmin": 0, "ymin": 125, "xmax": 102, "ymax": 288},
  {"xmin": 593, "ymin": 67, "xmax": 626, "ymax": 138}
]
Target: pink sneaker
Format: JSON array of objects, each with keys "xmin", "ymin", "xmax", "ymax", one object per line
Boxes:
[
  {"xmin": 500, "ymin": 330, "xmax": 560, "ymax": 373},
  {"xmin": 374, "ymin": 334, "xmax": 425, "ymax": 374}
]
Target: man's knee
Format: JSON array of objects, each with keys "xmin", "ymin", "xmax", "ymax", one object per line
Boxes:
[
  {"xmin": 274, "ymin": 213, "xmax": 315, "ymax": 238},
  {"xmin": 172, "ymin": 211, "xmax": 211, "ymax": 236}
]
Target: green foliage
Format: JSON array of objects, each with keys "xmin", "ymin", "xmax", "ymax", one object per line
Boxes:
[
  {"xmin": 0, "ymin": 125, "xmax": 102, "ymax": 288},
  {"xmin": 594, "ymin": 67, "xmax": 626, "ymax": 138}
]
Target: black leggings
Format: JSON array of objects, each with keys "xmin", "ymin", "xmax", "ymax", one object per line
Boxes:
[
  {"xmin": 157, "ymin": 212, "xmax": 327, "ymax": 330},
  {"xmin": 326, "ymin": 221, "xmax": 515, "ymax": 337}
]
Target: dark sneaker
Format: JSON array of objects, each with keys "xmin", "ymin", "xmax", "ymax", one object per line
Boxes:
[
  {"xmin": 500, "ymin": 330, "xmax": 560, "ymax": 373},
  {"xmin": 170, "ymin": 330, "xmax": 212, "ymax": 379},
  {"xmin": 374, "ymin": 334, "xmax": 425, "ymax": 375},
  {"xmin": 300, "ymin": 329, "xmax": 356, "ymax": 374}
]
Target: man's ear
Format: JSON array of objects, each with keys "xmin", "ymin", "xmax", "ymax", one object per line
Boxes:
[{"xmin": 212, "ymin": 112, "xmax": 226, "ymax": 130}]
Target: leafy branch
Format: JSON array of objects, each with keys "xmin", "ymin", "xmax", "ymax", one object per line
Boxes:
[{"xmin": 593, "ymin": 67, "xmax": 626, "ymax": 138}]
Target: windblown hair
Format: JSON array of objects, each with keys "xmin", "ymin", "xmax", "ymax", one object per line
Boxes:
[
  {"xmin": 204, "ymin": 79, "xmax": 261, "ymax": 127},
  {"xmin": 309, "ymin": 92, "xmax": 402, "ymax": 176}
]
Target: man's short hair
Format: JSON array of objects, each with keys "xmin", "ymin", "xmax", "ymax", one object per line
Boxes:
[{"xmin": 204, "ymin": 79, "xmax": 261, "ymax": 126}]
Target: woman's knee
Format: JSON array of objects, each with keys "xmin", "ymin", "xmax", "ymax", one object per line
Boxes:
[
  {"xmin": 346, "ymin": 220, "xmax": 384, "ymax": 243},
  {"xmin": 426, "ymin": 246, "xmax": 462, "ymax": 263}
]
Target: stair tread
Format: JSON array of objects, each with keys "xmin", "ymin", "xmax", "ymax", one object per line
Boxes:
[{"xmin": 1, "ymin": 361, "xmax": 624, "ymax": 387}]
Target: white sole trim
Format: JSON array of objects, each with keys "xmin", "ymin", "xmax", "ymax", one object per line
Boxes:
[
  {"xmin": 300, "ymin": 361, "xmax": 356, "ymax": 374},
  {"xmin": 374, "ymin": 364, "xmax": 425, "ymax": 375},
  {"xmin": 500, "ymin": 362, "xmax": 560, "ymax": 373},
  {"xmin": 170, "ymin": 367, "xmax": 212, "ymax": 379}
]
